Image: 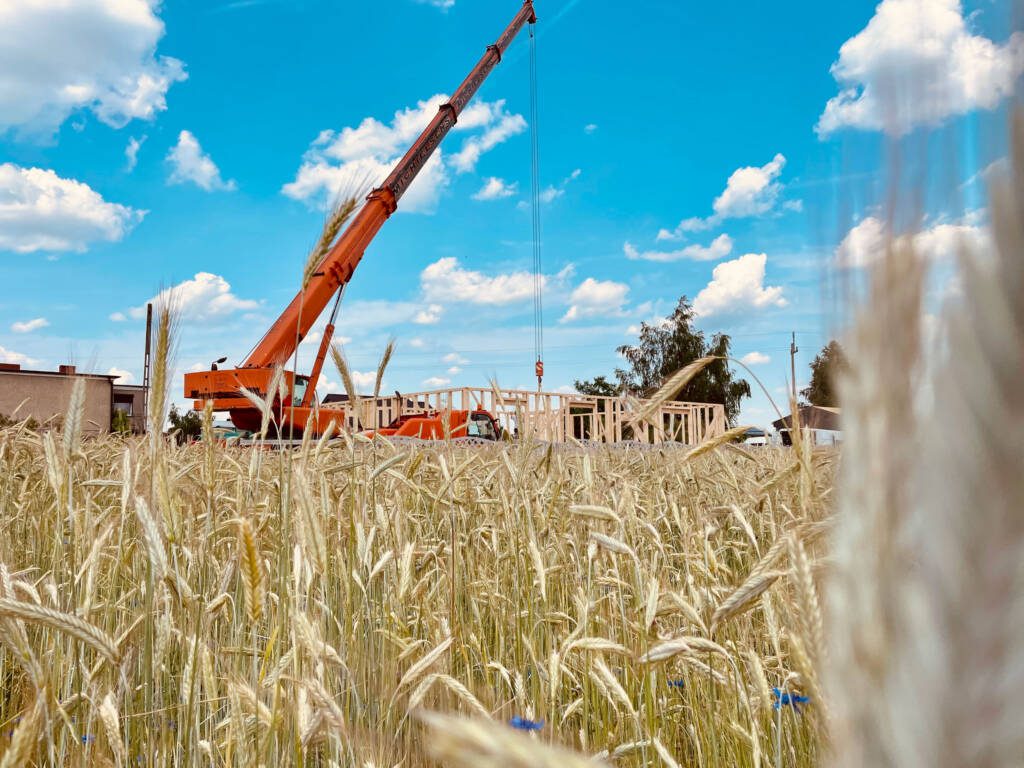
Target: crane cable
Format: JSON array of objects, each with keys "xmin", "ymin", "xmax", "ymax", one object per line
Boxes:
[{"xmin": 529, "ymin": 21, "xmax": 544, "ymax": 392}]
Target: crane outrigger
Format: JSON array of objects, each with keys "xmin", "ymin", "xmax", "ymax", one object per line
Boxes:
[{"xmin": 184, "ymin": 1, "xmax": 537, "ymax": 438}]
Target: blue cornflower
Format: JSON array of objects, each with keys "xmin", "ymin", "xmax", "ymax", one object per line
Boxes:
[
  {"xmin": 509, "ymin": 716, "xmax": 544, "ymax": 732},
  {"xmin": 667, "ymin": 678, "xmax": 685, "ymax": 689},
  {"xmin": 772, "ymin": 687, "xmax": 810, "ymax": 711},
  {"xmin": 81, "ymin": 734, "xmax": 96, "ymax": 745}
]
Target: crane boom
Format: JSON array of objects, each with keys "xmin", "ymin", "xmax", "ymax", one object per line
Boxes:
[
  {"xmin": 244, "ymin": 0, "xmax": 536, "ymax": 369},
  {"xmin": 183, "ymin": 1, "xmax": 536, "ymax": 436}
]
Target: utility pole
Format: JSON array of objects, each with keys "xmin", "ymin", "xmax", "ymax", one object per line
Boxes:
[
  {"xmin": 143, "ymin": 303, "xmax": 153, "ymax": 433},
  {"xmin": 789, "ymin": 332, "xmax": 798, "ymax": 405}
]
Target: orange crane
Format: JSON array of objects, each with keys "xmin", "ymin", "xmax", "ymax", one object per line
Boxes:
[{"xmin": 184, "ymin": 1, "xmax": 536, "ymax": 438}]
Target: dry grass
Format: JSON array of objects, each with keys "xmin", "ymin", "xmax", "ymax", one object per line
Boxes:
[{"xmin": 0, "ymin": 423, "xmax": 834, "ymax": 766}]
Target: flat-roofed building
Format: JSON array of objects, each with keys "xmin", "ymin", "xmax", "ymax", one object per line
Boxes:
[{"xmin": 0, "ymin": 363, "xmax": 147, "ymax": 435}]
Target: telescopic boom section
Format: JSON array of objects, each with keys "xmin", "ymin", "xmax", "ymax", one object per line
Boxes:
[{"xmin": 244, "ymin": 1, "xmax": 536, "ymax": 369}]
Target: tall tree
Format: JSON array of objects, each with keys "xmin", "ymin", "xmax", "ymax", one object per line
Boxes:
[
  {"xmin": 801, "ymin": 340, "xmax": 849, "ymax": 407},
  {"xmin": 573, "ymin": 375, "xmax": 620, "ymax": 397},
  {"xmin": 168, "ymin": 404, "xmax": 203, "ymax": 444},
  {"xmin": 615, "ymin": 297, "xmax": 750, "ymax": 425}
]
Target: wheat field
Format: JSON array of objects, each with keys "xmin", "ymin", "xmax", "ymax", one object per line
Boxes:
[
  {"xmin": 0, "ymin": 421, "xmax": 834, "ymax": 767},
  {"xmin": 2, "ymin": 103, "xmax": 1021, "ymax": 768}
]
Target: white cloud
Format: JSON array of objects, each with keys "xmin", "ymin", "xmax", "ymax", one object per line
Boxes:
[
  {"xmin": 561, "ymin": 277, "xmax": 630, "ymax": 322},
  {"xmin": 415, "ymin": 0, "xmax": 455, "ymax": 9},
  {"xmin": 0, "ymin": 163, "xmax": 144, "ymax": 253},
  {"xmin": 539, "ymin": 186, "xmax": 563, "ymax": 204},
  {"xmin": 318, "ymin": 370, "xmax": 373, "ymax": 395},
  {"xmin": 525, "ymin": 168, "xmax": 582, "ymax": 207},
  {"xmin": 125, "ymin": 135, "xmax": 146, "ymax": 171},
  {"xmin": 713, "ymin": 154, "xmax": 787, "ymax": 219},
  {"xmin": 817, "ymin": 0, "xmax": 1024, "ymax": 137},
  {"xmin": 414, "ymin": 304, "xmax": 444, "ymax": 324},
  {"xmin": 447, "ymin": 366, "xmax": 462, "ymax": 375},
  {"xmin": 124, "ymin": 272, "xmax": 258, "ymax": 322},
  {"xmin": 0, "ymin": 0, "xmax": 186, "ymax": 134},
  {"xmin": 109, "ymin": 312, "xmax": 127, "ymax": 322},
  {"xmin": 167, "ymin": 131, "xmax": 236, "ymax": 191},
  {"xmin": 11, "ymin": 317, "xmax": 48, "ymax": 333},
  {"xmin": 692, "ymin": 253, "xmax": 787, "ymax": 317},
  {"xmin": 658, "ymin": 154, "xmax": 788, "ymax": 238},
  {"xmin": 473, "ymin": 177, "xmax": 518, "ymax": 201},
  {"xmin": 317, "ymin": 377, "xmax": 341, "ymax": 395},
  {"xmin": 408, "ymin": 337, "xmax": 426, "ymax": 349},
  {"xmin": 450, "ymin": 109, "xmax": 527, "ymax": 173},
  {"xmin": 352, "ymin": 370, "xmax": 376, "ymax": 391},
  {"xmin": 422, "ymin": 376, "xmax": 451, "ymax": 388},
  {"xmin": 420, "ymin": 257, "xmax": 541, "ymax": 305},
  {"xmin": 327, "ymin": 300, "xmax": 431, "ymax": 336},
  {"xmin": 443, "ymin": 352, "xmax": 468, "ymax": 364},
  {"xmin": 0, "ymin": 345, "xmax": 38, "ymax": 366},
  {"xmin": 656, "ymin": 218, "xmax": 704, "ymax": 240},
  {"xmin": 835, "ymin": 216, "xmax": 887, "ymax": 268},
  {"xmin": 624, "ymin": 233, "xmax": 733, "ymax": 262},
  {"xmin": 914, "ymin": 221, "xmax": 989, "ymax": 259},
  {"xmin": 740, "ymin": 351, "xmax": 771, "ymax": 366},
  {"xmin": 107, "ymin": 366, "xmax": 134, "ymax": 384},
  {"xmin": 283, "ymin": 95, "xmax": 525, "ymax": 214},
  {"xmin": 974, "ymin": 158, "xmax": 1008, "ymax": 184},
  {"xmin": 584, "ymin": 123, "xmax": 598, "ymax": 134},
  {"xmin": 835, "ymin": 215, "xmax": 989, "ymax": 268}
]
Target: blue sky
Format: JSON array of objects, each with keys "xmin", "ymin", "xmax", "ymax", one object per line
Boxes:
[{"xmin": 0, "ymin": 0, "xmax": 1016, "ymax": 426}]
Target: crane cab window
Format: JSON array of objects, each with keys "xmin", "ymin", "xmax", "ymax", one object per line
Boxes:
[
  {"xmin": 467, "ymin": 413, "xmax": 497, "ymax": 440},
  {"xmin": 291, "ymin": 377, "xmax": 309, "ymax": 407}
]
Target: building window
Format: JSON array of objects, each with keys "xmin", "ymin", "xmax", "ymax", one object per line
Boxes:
[{"xmin": 113, "ymin": 396, "xmax": 134, "ymax": 416}]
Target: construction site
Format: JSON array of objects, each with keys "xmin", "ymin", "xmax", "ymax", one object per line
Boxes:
[
  {"xmin": 172, "ymin": 0, "xmax": 728, "ymax": 446},
  {"xmin": 0, "ymin": 1, "xmax": 735, "ymax": 447}
]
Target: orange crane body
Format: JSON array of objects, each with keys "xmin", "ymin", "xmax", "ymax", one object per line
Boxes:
[
  {"xmin": 183, "ymin": 1, "xmax": 536, "ymax": 437},
  {"xmin": 366, "ymin": 409, "xmax": 500, "ymax": 441}
]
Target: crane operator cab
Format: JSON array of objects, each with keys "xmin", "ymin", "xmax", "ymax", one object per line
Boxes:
[
  {"xmin": 466, "ymin": 411, "xmax": 500, "ymax": 440},
  {"xmin": 290, "ymin": 376, "xmax": 311, "ymax": 407}
]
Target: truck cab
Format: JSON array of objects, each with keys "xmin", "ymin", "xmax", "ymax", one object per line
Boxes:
[{"xmin": 370, "ymin": 409, "xmax": 500, "ymax": 441}]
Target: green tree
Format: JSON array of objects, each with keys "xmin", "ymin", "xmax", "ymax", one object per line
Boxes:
[
  {"xmin": 168, "ymin": 404, "xmax": 203, "ymax": 444},
  {"xmin": 801, "ymin": 340, "xmax": 849, "ymax": 407},
  {"xmin": 0, "ymin": 413, "xmax": 40, "ymax": 431},
  {"xmin": 573, "ymin": 375, "xmax": 620, "ymax": 397},
  {"xmin": 111, "ymin": 409, "xmax": 131, "ymax": 435},
  {"xmin": 614, "ymin": 296, "xmax": 751, "ymax": 426}
]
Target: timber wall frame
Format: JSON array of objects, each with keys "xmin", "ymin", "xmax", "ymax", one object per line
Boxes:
[{"xmin": 318, "ymin": 386, "xmax": 727, "ymax": 445}]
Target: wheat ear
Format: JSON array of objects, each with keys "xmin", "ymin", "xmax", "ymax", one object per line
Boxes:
[
  {"xmin": 417, "ymin": 711, "xmax": 608, "ymax": 768},
  {"xmin": 0, "ymin": 598, "xmax": 120, "ymax": 665},
  {"xmin": 237, "ymin": 519, "xmax": 264, "ymax": 624}
]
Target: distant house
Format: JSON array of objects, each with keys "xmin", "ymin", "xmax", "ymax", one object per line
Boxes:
[
  {"xmin": 0, "ymin": 363, "xmax": 147, "ymax": 434},
  {"xmin": 772, "ymin": 405, "xmax": 842, "ymax": 446}
]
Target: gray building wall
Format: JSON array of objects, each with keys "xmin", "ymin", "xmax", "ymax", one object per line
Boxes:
[{"xmin": 0, "ymin": 366, "xmax": 114, "ymax": 434}]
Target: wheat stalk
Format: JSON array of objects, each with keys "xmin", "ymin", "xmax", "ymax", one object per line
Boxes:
[
  {"xmin": 0, "ymin": 694, "xmax": 45, "ymax": 768},
  {"xmin": 629, "ymin": 356, "xmax": 719, "ymax": 426},
  {"xmin": 0, "ymin": 598, "xmax": 120, "ymax": 665}
]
